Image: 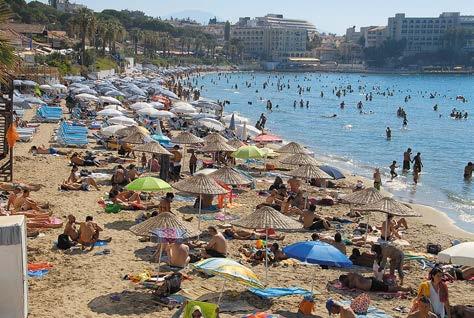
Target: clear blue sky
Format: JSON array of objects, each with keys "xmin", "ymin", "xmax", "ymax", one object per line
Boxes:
[{"xmin": 39, "ymin": 0, "xmax": 474, "ymax": 34}]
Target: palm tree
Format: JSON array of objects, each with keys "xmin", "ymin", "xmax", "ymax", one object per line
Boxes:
[
  {"xmin": 69, "ymin": 8, "xmax": 97, "ymax": 65},
  {"xmin": 130, "ymin": 28, "xmax": 143, "ymax": 55},
  {"xmin": 0, "ymin": 0, "xmax": 18, "ymax": 85}
]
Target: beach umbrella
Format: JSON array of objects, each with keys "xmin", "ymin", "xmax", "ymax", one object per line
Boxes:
[
  {"xmin": 133, "ymin": 141, "xmax": 172, "ymax": 156},
  {"xmin": 130, "ymin": 102, "xmax": 152, "ymax": 110},
  {"xmin": 22, "ymin": 80, "xmax": 38, "ymax": 87},
  {"xmin": 75, "ymin": 93, "xmax": 99, "ymax": 102},
  {"xmin": 228, "ymin": 139, "xmax": 245, "ymax": 148},
  {"xmin": 172, "ymin": 131, "xmax": 204, "ymax": 145},
  {"xmin": 130, "ymin": 212, "xmax": 199, "ymax": 237},
  {"xmin": 104, "ymin": 105, "xmax": 126, "ymax": 112},
  {"xmin": 287, "ymin": 165, "xmax": 332, "ymax": 180},
  {"xmin": 201, "ymin": 140, "xmax": 236, "ymax": 153},
  {"xmin": 232, "ymin": 145, "xmax": 265, "ymax": 159},
  {"xmin": 39, "ymin": 84, "xmax": 53, "ymax": 91},
  {"xmin": 283, "ymin": 241, "xmax": 352, "ymax": 268},
  {"xmin": 228, "ymin": 113, "xmax": 236, "ymax": 131},
  {"xmin": 149, "ymin": 101, "xmax": 165, "ymax": 109},
  {"xmin": 99, "ymin": 96, "xmax": 122, "ymax": 105},
  {"xmin": 108, "ymin": 116, "xmax": 137, "ymax": 126},
  {"xmin": 153, "ymin": 110, "xmax": 176, "ymax": 118},
  {"xmin": 192, "ymin": 258, "xmax": 264, "ymax": 303},
  {"xmin": 342, "ymin": 187, "xmax": 384, "ymax": 205},
  {"xmin": 279, "ymin": 154, "xmax": 319, "ymax": 166},
  {"xmin": 236, "ymin": 123, "xmax": 261, "ymax": 139},
  {"xmin": 100, "ymin": 124, "xmax": 126, "ymax": 137},
  {"xmin": 104, "ymin": 90, "xmax": 126, "ymax": 97},
  {"xmin": 204, "ymin": 132, "xmax": 228, "ymax": 144},
  {"xmin": 23, "ymin": 96, "xmax": 45, "ymax": 104},
  {"xmin": 191, "ymin": 98, "xmax": 222, "ymax": 111},
  {"xmin": 198, "ymin": 118, "xmax": 225, "ymax": 132},
  {"xmin": 233, "ymin": 206, "xmax": 302, "ymax": 282},
  {"xmin": 253, "ymin": 133, "xmax": 282, "ymax": 143},
  {"xmin": 319, "ymin": 165, "xmax": 345, "ymax": 180},
  {"xmin": 137, "ymin": 107, "xmax": 161, "ymax": 117},
  {"xmin": 117, "ymin": 125, "xmax": 150, "ymax": 137},
  {"xmin": 210, "ymin": 166, "xmax": 251, "ymax": 185},
  {"xmin": 354, "ymin": 197, "xmax": 420, "ymax": 217},
  {"xmin": 149, "ymin": 228, "xmax": 186, "ymax": 273},
  {"xmin": 172, "ymin": 174, "xmax": 228, "ymax": 232},
  {"xmin": 223, "ymin": 113, "xmax": 249, "ymax": 124},
  {"xmin": 52, "ymin": 83, "xmax": 67, "ymax": 90},
  {"xmin": 171, "ymin": 102, "xmax": 197, "ymax": 114},
  {"xmin": 438, "ymin": 242, "xmax": 474, "ymax": 266},
  {"xmin": 125, "ymin": 176, "xmax": 171, "ymax": 192},
  {"xmin": 97, "ymin": 109, "xmax": 123, "ymax": 117},
  {"xmin": 277, "ymin": 142, "xmax": 309, "ymax": 154},
  {"xmin": 73, "ymin": 87, "xmax": 98, "ymax": 95},
  {"xmin": 151, "ymin": 134, "xmax": 171, "ymax": 145},
  {"xmin": 195, "ymin": 168, "xmax": 218, "ymax": 176},
  {"xmin": 121, "ymin": 132, "xmax": 151, "ymax": 144},
  {"xmin": 13, "ymin": 80, "xmax": 22, "ymax": 86}
]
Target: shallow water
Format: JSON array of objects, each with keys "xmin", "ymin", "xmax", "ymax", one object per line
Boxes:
[{"xmin": 195, "ymin": 71, "xmax": 474, "ymax": 233}]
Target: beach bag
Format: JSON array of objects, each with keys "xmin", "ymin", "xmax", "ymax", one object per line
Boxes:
[
  {"xmin": 57, "ymin": 234, "xmax": 73, "ymax": 250},
  {"xmin": 427, "ymin": 243, "xmax": 442, "ymax": 255},
  {"xmin": 351, "ymin": 293, "xmax": 370, "ymax": 314},
  {"xmin": 105, "ymin": 203, "xmax": 122, "ymax": 214}
]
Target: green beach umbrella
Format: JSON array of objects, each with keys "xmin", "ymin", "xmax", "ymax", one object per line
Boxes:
[
  {"xmin": 231, "ymin": 145, "xmax": 265, "ymax": 159},
  {"xmin": 125, "ymin": 177, "xmax": 171, "ymax": 192}
]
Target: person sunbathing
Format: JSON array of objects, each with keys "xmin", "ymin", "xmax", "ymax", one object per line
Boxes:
[
  {"xmin": 63, "ymin": 214, "xmax": 79, "ymax": 241},
  {"xmin": 349, "ymin": 248, "xmax": 377, "ymax": 268},
  {"xmin": 223, "ymin": 226, "xmax": 285, "ymax": 240},
  {"xmin": 444, "ymin": 266, "xmax": 474, "ymax": 281},
  {"xmin": 380, "ymin": 214, "xmax": 407, "ymax": 241},
  {"xmin": 281, "ymin": 195, "xmax": 303, "ymax": 216},
  {"xmin": 70, "ymin": 152, "xmax": 101, "ymax": 167},
  {"xmin": 312, "ymin": 232, "xmax": 346, "ymax": 254},
  {"xmin": 78, "ymin": 216, "xmax": 111, "ymax": 251},
  {"xmin": 166, "ymin": 242, "xmax": 190, "ymax": 268},
  {"xmin": 7, "ymin": 187, "xmax": 22, "ymax": 211},
  {"xmin": 270, "ymin": 243, "xmax": 288, "ymax": 262},
  {"xmin": 338, "ymin": 272, "xmax": 411, "ymax": 293},
  {"xmin": 407, "ymin": 296, "xmax": 438, "ymax": 318},
  {"xmin": 12, "ymin": 189, "xmax": 47, "ymax": 212},
  {"xmin": 159, "ymin": 193, "xmax": 174, "ymax": 213},
  {"xmin": 65, "ymin": 165, "xmax": 100, "ymax": 190},
  {"xmin": 30, "ymin": 145, "xmax": 69, "ymax": 155},
  {"xmin": 300, "ymin": 204, "xmax": 331, "ymax": 231},
  {"xmin": 202, "ymin": 226, "xmax": 227, "ymax": 258},
  {"xmin": 288, "ymin": 176, "xmax": 301, "ymax": 193},
  {"xmin": 239, "ymin": 246, "xmax": 267, "ymax": 264}
]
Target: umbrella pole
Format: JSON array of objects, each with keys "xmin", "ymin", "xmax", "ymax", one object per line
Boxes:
[
  {"xmin": 197, "ymin": 194, "xmax": 202, "ymax": 240},
  {"xmin": 217, "ymin": 279, "xmax": 226, "ymax": 305},
  {"xmin": 365, "ymin": 213, "xmax": 370, "ymax": 241},
  {"xmin": 265, "ymin": 228, "xmax": 269, "ymax": 284},
  {"xmin": 311, "ymin": 266, "xmax": 317, "ymax": 293},
  {"xmin": 384, "ymin": 214, "xmax": 388, "ymax": 241},
  {"xmin": 157, "ymin": 243, "xmax": 163, "ymax": 274}
]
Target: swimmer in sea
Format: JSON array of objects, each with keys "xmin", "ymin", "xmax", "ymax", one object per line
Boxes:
[{"xmin": 386, "ymin": 127, "xmax": 392, "ymax": 139}]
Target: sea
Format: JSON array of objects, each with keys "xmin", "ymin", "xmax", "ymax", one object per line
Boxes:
[{"xmin": 194, "ymin": 71, "xmax": 474, "ymax": 234}]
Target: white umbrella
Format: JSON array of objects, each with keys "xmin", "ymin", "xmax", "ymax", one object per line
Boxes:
[
  {"xmin": 99, "ymin": 96, "xmax": 122, "ymax": 105},
  {"xmin": 39, "ymin": 84, "xmax": 53, "ymax": 91},
  {"xmin": 130, "ymin": 102, "xmax": 152, "ymax": 110},
  {"xmin": 104, "ymin": 105, "xmax": 126, "ymax": 112},
  {"xmin": 149, "ymin": 101, "xmax": 165, "ymax": 109},
  {"xmin": 438, "ymin": 242, "xmax": 474, "ymax": 266},
  {"xmin": 22, "ymin": 80, "xmax": 38, "ymax": 87},
  {"xmin": 137, "ymin": 107, "xmax": 160, "ymax": 117},
  {"xmin": 75, "ymin": 93, "xmax": 99, "ymax": 102},
  {"xmin": 100, "ymin": 125, "xmax": 126, "ymax": 137},
  {"xmin": 108, "ymin": 116, "xmax": 137, "ymax": 126},
  {"xmin": 223, "ymin": 113, "xmax": 249, "ymax": 124},
  {"xmin": 197, "ymin": 118, "xmax": 225, "ymax": 132},
  {"xmin": 23, "ymin": 96, "xmax": 45, "ymax": 104},
  {"xmin": 97, "ymin": 109, "xmax": 123, "ymax": 117},
  {"xmin": 154, "ymin": 110, "xmax": 176, "ymax": 118},
  {"xmin": 104, "ymin": 90, "xmax": 126, "ymax": 97},
  {"xmin": 171, "ymin": 102, "xmax": 197, "ymax": 114},
  {"xmin": 236, "ymin": 123, "xmax": 260, "ymax": 138},
  {"xmin": 52, "ymin": 83, "xmax": 67, "ymax": 90}
]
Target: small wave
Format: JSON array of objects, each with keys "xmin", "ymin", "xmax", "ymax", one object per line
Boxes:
[
  {"xmin": 445, "ymin": 191, "xmax": 474, "ymax": 206},
  {"xmin": 343, "ymin": 124, "xmax": 353, "ymax": 130}
]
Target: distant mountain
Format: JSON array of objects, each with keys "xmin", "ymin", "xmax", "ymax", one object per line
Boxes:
[{"xmin": 164, "ymin": 10, "xmax": 220, "ymax": 25}]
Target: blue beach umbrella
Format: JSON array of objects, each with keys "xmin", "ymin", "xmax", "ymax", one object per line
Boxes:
[
  {"xmin": 151, "ymin": 134, "xmax": 171, "ymax": 146},
  {"xmin": 319, "ymin": 165, "xmax": 345, "ymax": 180},
  {"xmin": 283, "ymin": 241, "xmax": 352, "ymax": 268}
]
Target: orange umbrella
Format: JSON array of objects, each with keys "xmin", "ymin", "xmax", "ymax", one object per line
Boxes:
[{"xmin": 6, "ymin": 123, "xmax": 19, "ymax": 149}]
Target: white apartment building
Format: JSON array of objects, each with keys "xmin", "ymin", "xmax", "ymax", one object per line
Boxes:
[
  {"xmin": 388, "ymin": 12, "xmax": 474, "ymax": 54},
  {"xmin": 231, "ymin": 14, "xmax": 316, "ymax": 61}
]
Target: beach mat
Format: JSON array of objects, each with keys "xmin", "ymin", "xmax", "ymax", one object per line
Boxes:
[
  {"xmin": 340, "ymin": 300, "xmax": 392, "ymax": 318},
  {"xmin": 248, "ymin": 287, "xmax": 312, "ymax": 299},
  {"xmin": 28, "ymin": 269, "xmax": 49, "ymax": 277}
]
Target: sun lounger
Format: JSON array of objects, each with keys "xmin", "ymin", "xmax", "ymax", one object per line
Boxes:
[{"xmin": 248, "ymin": 287, "xmax": 312, "ymax": 299}]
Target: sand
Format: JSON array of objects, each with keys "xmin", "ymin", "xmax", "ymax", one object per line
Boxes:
[{"xmin": 12, "ymin": 106, "xmax": 474, "ymax": 318}]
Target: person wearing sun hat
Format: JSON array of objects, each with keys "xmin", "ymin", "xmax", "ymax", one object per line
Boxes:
[{"xmin": 326, "ymin": 298, "xmax": 356, "ymax": 318}]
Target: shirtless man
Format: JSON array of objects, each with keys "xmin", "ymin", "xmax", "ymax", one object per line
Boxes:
[
  {"xmin": 12, "ymin": 189, "xmax": 44, "ymax": 212},
  {"xmin": 372, "ymin": 243, "xmax": 405, "ymax": 285},
  {"xmin": 78, "ymin": 216, "xmax": 110, "ymax": 250},
  {"xmin": 403, "ymin": 148, "xmax": 412, "ymax": 171},
  {"xmin": 300, "ymin": 205, "xmax": 331, "ymax": 230},
  {"xmin": 202, "ymin": 226, "xmax": 227, "ymax": 258},
  {"xmin": 380, "ymin": 214, "xmax": 407, "ymax": 241},
  {"xmin": 70, "ymin": 153, "xmax": 100, "ymax": 167},
  {"xmin": 339, "ymin": 272, "xmax": 411, "ymax": 293},
  {"xmin": 326, "ymin": 299, "xmax": 356, "ymax": 318},
  {"xmin": 30, "ymin": 145, "xmax": 69, "ymax": 155},
  {"xmin": 63, "ymin": 214, "xmax": 79, "ymax": 241},
  {"xmin": 7, "ymin": 187, "xmax": 22, "ymax": 211},
  {"xmin": 159, "ymin": 193, "xmax": 174, "ymax": 213},
  {"xmin": 167, "ymin": 242, "xmax": 190, "ymax": 268},
  {"xmin": 288, "ymin": 176, "xmax": 301, "ymax": 193},
  {"xmin": 313, "ymin": 232, "xmax": 346, "ymax": 254},
  {"xmin": 64, "ymin": 165, "xmax": 100, "ymax": 191}
]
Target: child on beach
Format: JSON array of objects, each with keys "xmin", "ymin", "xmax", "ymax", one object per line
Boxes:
[{"xmin": 389, "ymin": 161, "xmax": 399, "ymax": 180}]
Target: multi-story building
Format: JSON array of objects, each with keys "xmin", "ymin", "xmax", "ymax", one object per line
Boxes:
[
  {"xmin": 52, "ymin": 0, "xmax": 85, "ymax": 13},
  {"xmin": 387, "ymin": 12, "xmax": 474, "ymax": 54},
  {"xmin": 365, "ymin": 26, "xmax": 387, "ymax": 48},
  {"xmin": 231, "ymin": 14, "xmax": 316, "ymax": 61}
]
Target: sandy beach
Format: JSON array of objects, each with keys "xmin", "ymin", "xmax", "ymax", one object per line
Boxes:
[{"xmin": 8, "ymin": 98, "xmax": 472, "ymax": 318}]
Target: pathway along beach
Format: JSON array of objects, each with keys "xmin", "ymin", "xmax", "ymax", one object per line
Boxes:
[{"xmin": 9, "ymin": 70, "xmax": 473, "ymax": 318}]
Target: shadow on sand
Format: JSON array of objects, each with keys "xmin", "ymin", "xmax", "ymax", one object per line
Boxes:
[
  {"xmin": 105, "ymin": 220, "xmax": 136, "ymax": 231},
  {"xmin": 88, "ymin": 290, "xmax": 161, "ymax": 316}
]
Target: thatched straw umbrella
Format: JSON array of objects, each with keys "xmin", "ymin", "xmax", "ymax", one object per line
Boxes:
[
  {"xmin": 279, "ymin": 153, "xmax": 319, "ymax": 166},
  {"xmin": 286, "ymin": 164, "xmax": 333, "ymax": 208},
  {"xmin": 228, "ymin": 138, "xmax": 245, "ymax": 149},
  {"xmin": 133, "ymin": 141, "xmax": 172, "ymax": 156},
  {"xmin": 173, "ymin": 174, "xmax": 228, "ymax": 234},
  {"xmin": 342, "ymin": 187, "xmax": 384, "ymax": 205},
  {"xmin": 121, "ymin": 132, "xmax": 151, "ymax": 144},
  {"xmin": 172, "ymin": 132, "xmax": 204, "ymax": 171},
  {"xmin": 200, "ymin": 140, "xmax": 236, "ymax": 153},
  {"xmin": 117, "ymin": 126, "xmax": 150, "ymax": 137},
  {"xmin": 276, "ymin": 142, "xmax": 309, "ymax": 154},
  {"xmin": 210, "ymin": 166, "xmax": 251, "ymax": 186},
  {"xmin": 203, "ymin": 132, "xmax": 228, "ymax": 144},
  {"xmin": 232, "ymin": 206, "xmax": 302, "ymax": 281}
]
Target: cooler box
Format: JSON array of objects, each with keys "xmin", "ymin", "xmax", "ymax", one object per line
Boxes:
[{"xmin": 0, "ymin": 215, "xmax": 28, "ymax": 318}]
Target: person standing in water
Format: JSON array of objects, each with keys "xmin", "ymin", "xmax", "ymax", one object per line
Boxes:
[
  {"xmin": 389, "ymin": 161, "xmax": 399, "ymax": 180},
  {"xmin": 403, "ymin": 148, "xmax": 412, "ymax": 172},
  {"xmin": 373, "ymin": 168, "xmax": 382, "ymax": 190},
  {"xmin": 386, "ymin": 127, "xmax": 392, "ymax": 139},
  {"xmin": 413, "ymin": 152, "xmax": 423, "ymax": 173},
  {"xmin": 464, "ymin": 162, "xmax": 473, "ymax": 179}
]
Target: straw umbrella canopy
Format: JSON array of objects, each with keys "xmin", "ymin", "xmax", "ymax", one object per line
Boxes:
[
  {"xmin": 232, "ymin": 206, "xmax": 302, "ymax": 282},
  {"xmin": 133, "ymin": 141, "xmax": 172, "ymax": 156},
  {"xmin": 276, "ymin": 142, "xmax": 309, "ymax": 154},
  {"xmin": 342, "ymin": 187, "xmax": 384, "ymax": 205},
  {"xmin": 279, "ymin": 153, "xmax": 319, "ymax": 166},
  {"xmin": 172, "ymin": 131, "xmax": 204, "ymax": 145},
  {"xmin": 173, "ymin": 174, "xmax": 228, "ymax": 232},
  {"xmin": 130, "ymin": 212, "xmax": 199, "ymax": 237},
  {"xmin": 354, "ymin": 197, "xmax": 420, "ymax": 217},
  {"xmin": 287, "ymin": 164, "xmax": 333, "ymax": 180},
  {"xmin": 121, "ymin": 132, "xmax": 151, "ymax": 144},
  {"xmin": 210, "ymin": 166, "xmax": 251, "ymax": 185},
  {"xmin": 204, "ymin": 132, "xmax": 228, "ymax": 144},
  {"xmin": 228, "ymin": 139, "xmax": 245, "ymax": 148},
  {"xmin": 117, "ymin": 125, "xmax": 150, "ymax": 137},
  {"xmin": 200, "ymin": 140, "xmax": 236, "ymax": 153}
]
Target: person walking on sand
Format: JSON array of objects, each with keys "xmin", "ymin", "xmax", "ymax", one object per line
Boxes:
[
  {"xmin": 389, "ymin": 161, "xmax": 398, "ymax": 180},
  {"xmin": 373, "ymin": 168, "xmax": 382, "ymax": 190},
  {"xmin": 413, "ymin": 152, "xmax": 423, "ymax": 173},
  {"xmin": 403, "ymin": 148, "xmax": 412, "ymax": 171}
]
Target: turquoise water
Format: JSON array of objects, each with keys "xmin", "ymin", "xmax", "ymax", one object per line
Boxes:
[{"xmin": 194, "ymin": 72, "xmax": 474, "ymax": 233}]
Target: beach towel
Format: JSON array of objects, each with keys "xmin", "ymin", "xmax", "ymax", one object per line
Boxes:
[
  {"xmin": 242, "ymin": 313, "xmax": 283, "ymax": 318},
  {"xmin": 200, "ymin": 213, "xmax": 239, "ymax": 221},
  {"xmin": 28, "ymin": 269, "xmax": 49, "ymax": 277},
  {"xmin": 94, "ymin": 240, "xmax": 109, "ymax": 247},
  {"xmin": 339, "ymin": 300, "xmax": 391, "ymax": 318},
  {"xmin": 28, "ymin": 262, "xmax": 53, "ymax": 271},
  {"xmin": 183, "ymin": 300, "xmax": 218, "ymax": 318},
  {"xmin": 249, "ymin": 287, "xmax": 312, "ymax": 299}
]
